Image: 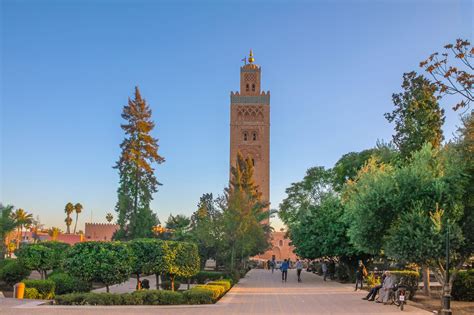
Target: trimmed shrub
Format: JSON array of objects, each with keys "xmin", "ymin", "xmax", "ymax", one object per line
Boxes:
[
  {"xmin": 452, "ymin": 269, "xmax": 474, "ymax": 301},
  {"xmin": 391, "ymin": 270, "xmax": 419, "ymax": 299},
  {"xmin": 48, "ymin": 272, "xmax": 91, "ymax": 295},
  {"xmin": 195, "ymin": 284, "xmax": 225, "ymax": 300},
  {"xmin": 183, "ymin": 287, "xmax": 213, "ymax": 304},
  {"xmin": 23, "ymin": 279, "xmax": 55, "ymax": 299},
  {"xmin": 207, "ymin": 279, "xmax": 232, "ymax": 291},
  {"xmin": 193, "ymin": 271, "xmax": 225, "ymax": 284},
  {"xmin": 160, "ymin": 280, "xmax": 181, "ymax": 291},
  {"xmin": 55, "ymin": 293, "xmax": 88, "ymax": 305},
  {"xmin": 0, "ymin": 259, "xmax": 31, "ymax": 287},
  {"xmin": 39, "ymin": 241, "xmax": 70, "ymax": 270},
  {"xmin": 335, "ymin": 265, "xmax": 350, "ymax": 282},
  {"xmin": 24, "ymin": 287, "xmax": 39, "ymax": 299},
  {"xmin": 55, "ymin": 290, "xmax": 185, "ymax": 305}
]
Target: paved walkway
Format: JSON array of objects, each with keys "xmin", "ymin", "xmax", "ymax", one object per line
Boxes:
[{"xmin": 1, "ymin": 269, "xmax": 431, "ymax": 315}]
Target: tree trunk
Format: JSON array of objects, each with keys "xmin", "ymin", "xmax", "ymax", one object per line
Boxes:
[
  {"xmin": 422, "ymin": 265, "xmax": 431, "ymax": 296},
  {"xmin": 155, "ymin": 273, "xmax": 160, "ymax": 290},
  {"xmin": 230, "ymin": 243, "xmax": 236, "ymax": 272},
  {"xmin": 170, "ymin": 274, "xmax": 175, "ymax": 291},
  {"xmin": 136, "ymin": 273, "xmax": 141, "ymax": 290},
  {"xmin": 187, "ymin": 278, "xmax": 190, "ymax": 290},
  {"xmin": 73, "ymin": 213, "xmax": 78, "ymax": 234},
  {"xmin": 106, "ymin": 285, "xmax": 109, "ymax": 293}
]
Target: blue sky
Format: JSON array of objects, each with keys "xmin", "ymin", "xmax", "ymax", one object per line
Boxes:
[{"xmin": 1, "ymin": 0, "xmax": 472, "ymax": 231}]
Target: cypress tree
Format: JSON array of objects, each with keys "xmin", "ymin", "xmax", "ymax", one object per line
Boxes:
[{"xmin": 114, "ymin": 87, "xmax": 164, "ymax": 240}]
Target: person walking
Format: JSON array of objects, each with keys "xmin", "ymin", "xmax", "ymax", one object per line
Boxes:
[
  {"xmin": 328, "ymin": 259, "xmax": 336, "ymax": 280},
  {"xmin": 271, "ymin": 256, "xmax": 276, "ymax": 274},
  {"xmin": 281, "ymin": 259, "xmax": 289, "ymax": 282},
  {"xmin": 322, "ymin": 260, "xmax": 328, "ymax": 281},
  {"xmin": 295, "ymin": 259, "xmax": 303, "ymax": 282},
  {"xmin": 355, "ymin": 260, "xmax": 367, "ymax": 291}
]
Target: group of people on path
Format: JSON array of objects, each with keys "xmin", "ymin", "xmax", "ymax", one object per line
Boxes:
[{"xmin": 356, "ymin": 261, "xmax": 397, "ymax": 305}]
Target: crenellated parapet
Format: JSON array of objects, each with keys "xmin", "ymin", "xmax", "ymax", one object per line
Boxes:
[{"xmin": 85, "ymin": 222, "xmax": 119, "ymax": 241}]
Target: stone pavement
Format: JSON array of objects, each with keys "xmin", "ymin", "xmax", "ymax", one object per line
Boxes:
[{"xmin": 1, "ymin": 269, "xmax": 431, "ymax": 315}]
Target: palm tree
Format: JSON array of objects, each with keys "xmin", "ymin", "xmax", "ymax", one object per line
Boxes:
[
  {"xmin": 73, "ymin": 203, "xmax": 83, "ymax": 234},
  {"xmin": 106, "ymin": 213, "xmax": 113, "ymax": 223},
  {"xmin": 64, "ymin": 202, "xmax": 74, "ymax": 234},
  {"xmin": 48, "ymin": 227, "xmax": 61, "ymax": 241},
  {"xmin": 12, "ymin": 208, "xmax": 33, "ymax": 248},
  {"xmin": 0, "ymin": 204, "xmax": 18, "ymax": 260}
]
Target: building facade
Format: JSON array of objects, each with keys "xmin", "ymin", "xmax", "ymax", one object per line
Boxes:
[
  {"xmin": 254, "ymin": 231, "xmax": 298, "ymax": 262},
  {"xmin": 229, "ymin": 50, "xmax": 270, "ymax": 220},
  {"xmin": 84, "ymin": 223, "xmax": 119, "ymax": 241}
]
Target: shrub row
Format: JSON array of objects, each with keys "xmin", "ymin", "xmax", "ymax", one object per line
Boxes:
[
  {"xmin": 192, "ymin": 271, "xmax": 225, "ymax": 284},
  {"xmin": 390, "ymin": 270, "xmax": 419, "ymax": 299},
  {"xmin": 452, "ymin": 269, "xmax": 474, "ymax": 301},
  {"xmin": 55, "ymin": 288, "xmax": 214, "ymax": 305},
  {"xmin": 23, "ymin": 279, "xmax": 55, "ymax": 299},
  {"xmin": 48, "ymin": 272, "xmax": 91, "ymax": 295},
  {"xmin": 195, "ymin": 279, "xmax": 232, "ymax": 301}
]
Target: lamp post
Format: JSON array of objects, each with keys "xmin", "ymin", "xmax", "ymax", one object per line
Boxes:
[{"xmin": 440, "ymin": 220, "xmax": 452, "ymax": 315}]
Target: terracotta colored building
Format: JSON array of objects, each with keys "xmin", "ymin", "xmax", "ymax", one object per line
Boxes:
[
  {"xmin": 84, "ymin": 223, "xmax": 119, "ymax": 241},
  {"xmin": 254, "ymin": 231, "xmax": 298, "ymax": 261},
  {"xmin": 230, "ymin": 50, "xmax": 270, "ymax": 222}
]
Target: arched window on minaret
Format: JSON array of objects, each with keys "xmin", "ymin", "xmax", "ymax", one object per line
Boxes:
[
  {"xmin": 243, "ymin": 132, "xmax": 248, "ymax": 141},
  {"xmin": 252, "ymin": 83, "xmax": 255, "ymax": 92},
  {"xmin": 252, "ymin": 158, "xmax": 255, "ymax": 166},
  {"xmin": 252, "ymin": 132, "xmax": 257, "ymax": 141},
  {"xmin": 246, "ymin": 84, "xmax": 249, "ymax": 92}
]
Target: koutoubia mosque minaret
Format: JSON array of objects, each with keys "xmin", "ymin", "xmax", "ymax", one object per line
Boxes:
[{"xmin": 230, "ymin": 50, "xmax": 270, "ymax": 217}]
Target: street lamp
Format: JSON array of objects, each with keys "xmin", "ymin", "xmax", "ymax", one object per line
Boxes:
[{"xmin": 440, "ymin": 219, "xmax": 452, "ymax": 315}]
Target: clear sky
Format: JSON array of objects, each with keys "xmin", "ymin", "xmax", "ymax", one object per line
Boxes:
[{"xmin": 1, "ymin": 0, "xmax": 472, "ymax": 231}]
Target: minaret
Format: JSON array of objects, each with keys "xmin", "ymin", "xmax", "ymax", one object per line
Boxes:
[{"xmin": 230, "ymin": 50, "xmax": 270, "ymax": 221}]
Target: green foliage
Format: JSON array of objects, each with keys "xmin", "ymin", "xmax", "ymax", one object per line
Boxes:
[
  {"xmin": 39, "ymin": 241, "xmax": 70, "ymax": 270},
  {"xmin": 452, "ymin": 269, "xmax": 474, "ymax": 301},
  {"xmin": 114, "ymin": 87, "xmax": 164, "ymax": 240},
  {"xmin": 24, "ymin": 287, "xmax": 39, "ymax": 299},
  {"xmin": 0, "ymin": 259, "xmax": 31, "ymax": 287},
  {"xmin": 48, "ymin": 272, "xmax": 91, "ymax": 295},
  {"xmin": 207, "ymin": 279, "xmax": 232, "ymax": 291},
  {"xmin": 16, "ymin": 244, "xmax": 54, "ymax": 279},
  {"xmin": 23, "ymin": 279, "xmax": 55, "ymax": 299},
  {"xmin": 182, "ymin": 287, "xmax": 213, "ymax": 304},
  {"xmin": 164, "ymin": 214, "xmax": 192, "ymax": 241},
  {"xmin": 161, "ymin": 241, "xmax": 200, "ymax": 290},
  {"xmin": 128, "ymin": 238, "xmax": 163, "ymax": 277},
  {"xmin": 385, "ymin": 71, "xmax": 445, "ymax": 159},
  {"xmin": 0, "ymin": 204, "xmax": 18, "ymax": 259},
  {"xmin": 195, "ymin": 284, "xmax": 225, "ymax": 300},
  {"xmin": 55, "ymin": 290, "xmax": 189, "ymax": 305},
  {"xmin": 65, "ymin": 241, "xmax": 134, "ymax": 292}
]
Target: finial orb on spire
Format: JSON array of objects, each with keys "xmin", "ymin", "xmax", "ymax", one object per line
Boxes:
[{"xmin": 248, "ymin": 49, "xmax": 255, "ymax": 63}]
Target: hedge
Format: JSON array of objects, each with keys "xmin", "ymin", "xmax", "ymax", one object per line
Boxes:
[
  {"xmin": 452, "ymin": 269, "xmax": 474, "ymax": 301},
  {"xmin": 55, "ymin": 289, "xmax": 209, "ymax": 305},
  {"xmin": 48, "ymin": 272, "xmax": 91, "ymax": 295},
  {"xmin": 23, "ymin": 279, "xmax": 55, "ymax": 299},
  {"xmin": 0, "ymin": 259, "xmax": 31, "ymax": 287},
  {"xmin": 24, "ymin": 287, "xmax": 39, "ymax": 299},
  {"xmin": 182, "ymin": 287, "xmax": 214, "ymax": 304},
  {"xmin": 207, "ymin": 279, "xmax": 232, "ymax": 291},
  {"xmin": 195, "ymin": 284, "xmax": 226, "ymax": 300}
]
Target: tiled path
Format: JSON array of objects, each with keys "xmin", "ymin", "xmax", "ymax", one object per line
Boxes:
[{"xmin": 1, "ymin": 269, "xmax": 431, "ymax": 315}]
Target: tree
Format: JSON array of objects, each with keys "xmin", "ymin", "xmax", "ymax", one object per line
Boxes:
[
  {"xmin": 164, "ymin": 214, "xmax": 191, "ymax": 241},
  {"xmin": 41, "ymin": 241, "xmax": 70, "ymax": 271},
  {"xmin": 385, "ymin": 72, "xmax": 445, "ymax": 159},
  {"xmin": 73, "ymin": 203, "xmax": 83, "ymax": 234},
  {"xmin": 65, "ymin": 241, "xmax": 134, "ymax": 292},
  {"xmin": 114, "ymin": 87, "xmax": 164, "ymax": 240},
  {"xmin": 420, "ymin": 39, "xmax": 473, "ymax": 110},
  {"xmin": 0, "ymin": 204, "xmax": 18, "ymax": 260},
  {"xmin": 128, "ymin": 238, "xmax": 162, "ymax": 289},
  {"xmin": 161, "ymin": 241, "xmax": 200, "ymax": 291},
  {"xmin": 16, "ymin": 244, "xmax": 54, "ymax": 279},
  {"xmin": 106, "ymin": 213, "xmax": 114, "ymax": 223},
  {"xmin": 64, "ymin": 202, "xmax": 74, "ymax": 234},
  {"xmin": 12, "ymin": 208, "xmax": 33, "ymax": 248},
  {"xmin": 222, "ymin": 152, "xmax": 271, "ymax": 271},
  {"xmin": 190, "ymin": 193, "xmax": 223, "ymax": 268}
]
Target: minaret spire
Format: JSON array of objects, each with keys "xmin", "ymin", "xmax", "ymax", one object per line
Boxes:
[{"xmin": 248, "ymin": 49, "xmax": 255, "ymax": 63}]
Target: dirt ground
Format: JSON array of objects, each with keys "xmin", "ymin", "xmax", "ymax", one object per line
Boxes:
[{"xmin": 411, "ymin": 294, "xmax": 474, "ymax": 315}]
